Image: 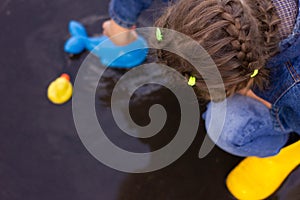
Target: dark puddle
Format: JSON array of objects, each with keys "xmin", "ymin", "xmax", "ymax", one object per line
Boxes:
[{"xmin": 1, "ymin": 0, "xmax": 299, "ymax": 199}]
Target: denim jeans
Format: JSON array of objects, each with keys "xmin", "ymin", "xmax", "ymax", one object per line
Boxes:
[
  {"xmin": 109, "ymin": 0, "xmax": 153, "ymax": 28},
  {"xmin": 109, "ymin": 0, "xmax": 173, "ymax": 28},
  {"xmin": 204, "ymin": 0, "xmax": 300, "ymax": 157}
]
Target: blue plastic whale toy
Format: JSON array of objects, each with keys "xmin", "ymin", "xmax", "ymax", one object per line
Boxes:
[{"xmin": 64, "ymin": 21, "xmax": 148, "ymax": 68}]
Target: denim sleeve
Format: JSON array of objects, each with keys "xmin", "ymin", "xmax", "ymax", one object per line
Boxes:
[{"xmin": 109, "ymin": 0, "xmax": 153, "ymax": 28}]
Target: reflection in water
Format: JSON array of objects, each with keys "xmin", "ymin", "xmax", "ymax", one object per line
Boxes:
[
  {"xmin": 275, "ymin": 167, "xmax": 300, "ymax": 200},
  {"xmin": 89, "ymin": 52, "xmax": 182, "ymax": 153},
  {"xmin": 77, "ymin": 50, "xmax": 238, "ymax": 198}
]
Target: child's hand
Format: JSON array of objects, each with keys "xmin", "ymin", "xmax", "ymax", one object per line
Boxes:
[{"xmin": 102, "ymin": 19, "xmax": 137, "ymax": 46}]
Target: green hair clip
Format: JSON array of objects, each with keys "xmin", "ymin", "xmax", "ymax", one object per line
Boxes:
[
  {"xmin": 188, "ymin": 76, "xmax": 196, "ymax": 86},
  {"xmin": 156, "ymin": 28, "xmax": 163, "ymax": 41}
]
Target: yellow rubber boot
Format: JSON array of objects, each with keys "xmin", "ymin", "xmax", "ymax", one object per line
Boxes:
[{"xmin": 226, "ymin": 140, "xmax": 300, "ymax": 200}]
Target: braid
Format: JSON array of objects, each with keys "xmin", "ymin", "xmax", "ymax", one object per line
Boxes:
[
  {"xmin": 219, "ymin": 2, "xmax": 259, "ymax": 70},
  {"xmin": 218, "ymin": 0, "xmax": 267, "ymax": 94},
  {"xmin": 242, "ymin": 0, "xmax": 280, "ymax": 90},
  {"xmin": 245, "ymin": 0, "xmax": 280, "ymax": 58},
  {"xmin": 155, "ymin": 0, "xmax": 280, "ymax": 101}
]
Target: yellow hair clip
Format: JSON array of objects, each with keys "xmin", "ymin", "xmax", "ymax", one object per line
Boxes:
[
  {"xmin": 250, "ymin": 69, "xmax": 259, "ymax": 78},
  {"xmin": 156, "ymin": 28, "xmax": 163, "ymax": 41},
  {"xmin": 188, "ymin": 76, "xmax": 196, "ymax": 86}
]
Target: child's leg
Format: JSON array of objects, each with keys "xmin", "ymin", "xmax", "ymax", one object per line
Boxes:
[
  {"xmin": 109, "ymin": 0, "xmax": 153, "ymax": 29},
  {"xmin": 203, "ymin": 94, "xmax": 289, "ymax": 157},
  {"xmin": 102, "ymin": 19, "xmax": 138, "ymax": 46},
  {"xmin": 274, "ymin": 83, "xmax": 300, "ymax": 133}
]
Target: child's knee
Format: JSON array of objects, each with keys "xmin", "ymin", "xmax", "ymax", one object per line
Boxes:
[{"xmin": 203, "ymin": 94, "xmax": 288, "ymax": 157}]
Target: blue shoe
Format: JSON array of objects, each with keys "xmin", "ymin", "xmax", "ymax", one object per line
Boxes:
[{"xmin": 64, "ymin": 20, "xmax": 148, "ymax": 68}]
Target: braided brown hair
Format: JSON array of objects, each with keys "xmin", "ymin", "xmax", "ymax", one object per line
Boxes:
[{"xmin": 155, "ymin": 0, "xmax": 280, "ymax": 101}]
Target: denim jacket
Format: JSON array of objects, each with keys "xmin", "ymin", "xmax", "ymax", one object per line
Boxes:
[{"xmin": 254, "ymin": 0, "xmax": 300, "ymax": 134}]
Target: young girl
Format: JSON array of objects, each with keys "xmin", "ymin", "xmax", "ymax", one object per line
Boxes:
[{"xmin": 104, "ymin": 0, "xmax": 300, "ymax": 157}]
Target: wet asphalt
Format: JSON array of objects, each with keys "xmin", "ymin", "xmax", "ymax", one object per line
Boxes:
[{"xmin": 0, "ymin": 0, "xmax": 299, "ymax": 199}]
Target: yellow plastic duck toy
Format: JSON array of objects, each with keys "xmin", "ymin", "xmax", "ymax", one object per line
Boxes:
[
  {"xmin": 226, "ymin": 140, "xmax": 300, "ymax": 200},
  {"xmin": 47, "ymin": 73, "xmax": 73, "ymax": 104}
]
